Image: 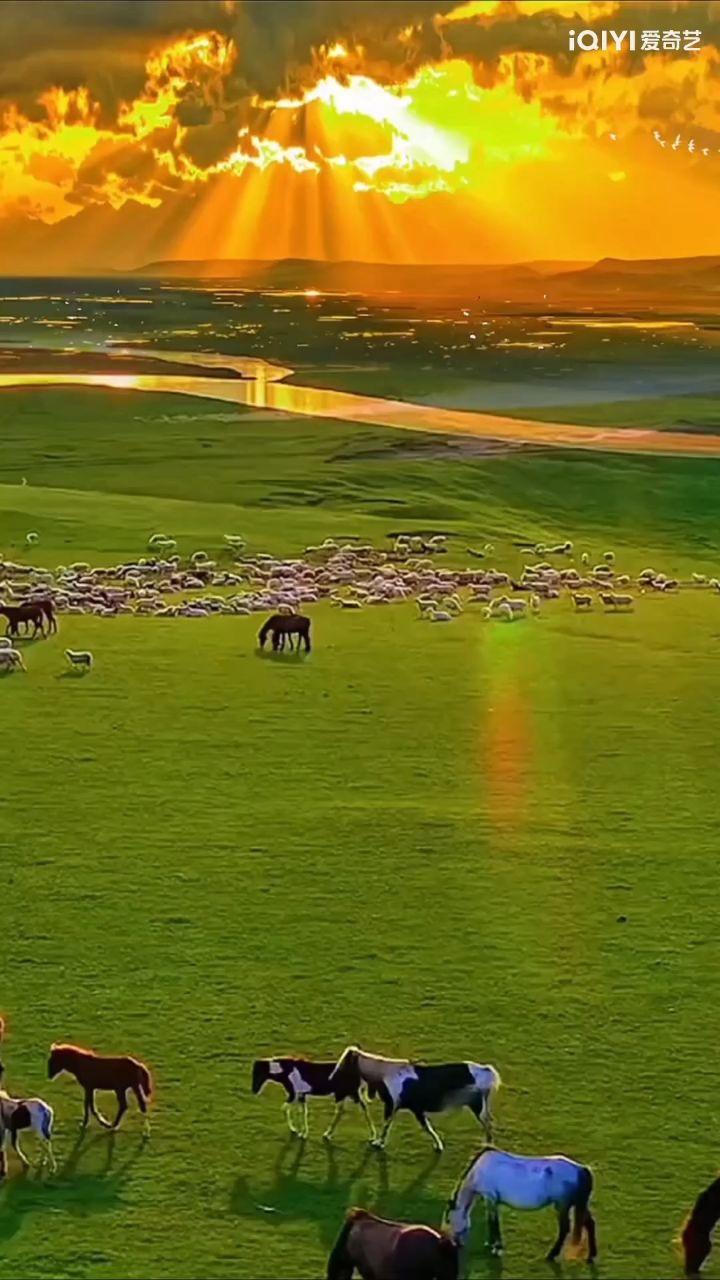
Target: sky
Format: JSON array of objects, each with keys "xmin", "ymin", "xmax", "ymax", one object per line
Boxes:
[{"xmin": 1, "ymin": 0, "xmax": 720, "ymax": 270}]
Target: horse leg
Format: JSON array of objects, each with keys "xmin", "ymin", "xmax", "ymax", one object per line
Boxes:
[
  {"xmin": 112, "ymin": 1088, "xmax": 129, "ymax": 1129},
  {"xmin": 358, "ymin": 1092, "xmax": 377, "ymax": 1143},
  {"xmin": 283, "ymin": 1100, "xmax": 299, "ymax": 1135},
  {"xmin": 323, "ymin": 1100, "xmax": 344, "ymax": 1142},
  {"xmin": 10, "ymin": 1129, "xmax": 29, "ymax": 1168},
  {"xmin": 584, "ymin": 1210, "xmax": 598, "ymax": 1262},
  {"xmin": 487, "ymin": 1202, "xmax": 503, "ymax": 1256},
  {"xmin": 412, "ymin": 1109, "xmax": 444, "ymax": 1153},
  {"xmin": 297, "ymin": 1097, "xmax": 309, "ymax": 1140},
  {"xmin": 81, "ymin": 1089, "xmax": 93, "ymax": 1128},
  {"xmin": 469, "ymin": 1093, "xmax": 493, "ymax": 1142},
  {"xmin": 547, "ymin": 1206, "xmax": 571, "ymax": 1262},
  {"xmin": 88, "ymin": 1091, "xmax": 112, "ymax": 1129},
  {"xmin": 131, "ymin": 1083, "xmax": 151, "ymax": 1135},
  {"xmin": 372, "ymin": 1102, "xmax": 395, "ymax": 1149}
]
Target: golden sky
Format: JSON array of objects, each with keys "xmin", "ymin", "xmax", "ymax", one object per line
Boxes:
[{"xmin": 1, "ymin": 0, "xmax": 719, "ymax": 269}]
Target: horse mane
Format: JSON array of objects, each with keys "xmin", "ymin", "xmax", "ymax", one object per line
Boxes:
[
  {"xmin": 50, "ymin": 1043, "xmax": 91, "ymax": 1057},
  {"xmin": 683, "ymin": 1176, "xmax": 720, "ymax": 1238},
  {"xmin": 447, "ymin": 1148, "xmax": 491, "ymax": 1210}
]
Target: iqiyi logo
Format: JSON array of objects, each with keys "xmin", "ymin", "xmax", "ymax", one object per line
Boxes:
[{"xmin": 568, "ymin": 29, "xmax": 702, "ymax": 52}]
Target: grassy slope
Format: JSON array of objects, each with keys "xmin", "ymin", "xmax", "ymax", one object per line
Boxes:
[{"xmin": 1, "ymin": 386, "xmax": 720, "ymax": 1278}]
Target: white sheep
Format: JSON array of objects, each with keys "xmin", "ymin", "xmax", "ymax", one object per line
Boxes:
[
  {"xmin": 0, "ymin": 637, "xmax": 11, "ymax": 650},
  {"xmin": 428, "ymin": 609, "xmax": 453, "ymax": 622},
  {"xmin": 692, "ymin": 573, "xmax": 707, "ymax": 586},
  {"xmin": 0, "ymin": 648, "xmax": 25, "ymax": 671},
  {"xmin": 571, "ymin": 593, "xmax": 593, "ymax": 610},
  {"xmin": 600, "ymin": 592, "xmax": 634, "ymax": 611},
  {"xmin": 581, "ymin": 552, "xmax": 590, "ymax": 565},
  {"xmin": 65, "ymin": 649, "xmax": 93, "ymax": 670},
  {"xmin": 25, "ymin": 532, "xmax": 39, "ymax": 546},
  {"xmin": 603, "ymin": 551, "xmax": 615, "ymax": 564},
  {"xmin": 483, "ymin": 602, "xmax": 514, "ymax": 622}
]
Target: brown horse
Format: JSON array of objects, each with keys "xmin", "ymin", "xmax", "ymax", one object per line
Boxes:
[
  {"xmin": 682, "ymin": 1176, "xmax": 720, "ymax": 1275},
  {"xmin": 0, "ymin": 604, "xmax": 44, "ymax": 638},
  {"xmin": 47, "ymin": 1044, "xmax": 152, "ymax": 1132},
  {"xmin": 33, "ymin": 598, "xmax": 57, "ymax": 634},
  {"xmin": 327, "ymin": 1208, "xmax": 459, "ymax": 1280},
  {"xmin": 258, "ymin": 613, "xmax": 311, "ymax": 653}
]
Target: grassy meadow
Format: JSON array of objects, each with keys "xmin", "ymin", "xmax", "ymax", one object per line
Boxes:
[{"xmin": 1, "ymin": 385, "xmax": 720, "ymax": 1278}]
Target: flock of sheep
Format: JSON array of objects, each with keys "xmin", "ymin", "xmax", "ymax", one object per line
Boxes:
[{"xmin": 0, "ymin": 530, "xmax": 715, "ymax": 673}]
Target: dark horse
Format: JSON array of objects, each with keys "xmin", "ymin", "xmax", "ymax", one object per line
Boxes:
[
  {"xmin": 33, "ymin": 598, "xmax": 57, "ymax": 633},
  {"xmin": 327, "ymin": 1208, "xmax": 459, "ymax": 1280},
  {"xmin": 682, "ymin": 1176, "xmax": 720, "ymax": 1275},
  {"xmin": 0, "ymin": 604, "xmax": 45, "ymax": 638},
  {"xmin": 258, "ymin": 613, "xmax": 311, "ymax": 653},
  {"xmin": 47, "ymin": 1043, "xmax": 153, "ymax": 1131}
]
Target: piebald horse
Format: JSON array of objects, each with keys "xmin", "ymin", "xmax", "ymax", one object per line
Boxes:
[
  {"xmin": 330, "ymin": 1046, "xmax": 500, "ymax": 1152},
  {"xmin": 327, "ymin": 1207, "xmax": 459, "ymax": 1280},
  {"xmin": 444, "ymin": 1146, "xmax": 597, "ymax": 1261}
]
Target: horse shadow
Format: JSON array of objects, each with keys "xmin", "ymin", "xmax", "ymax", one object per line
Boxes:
[
  {"xmin": 0, "ymin": 1129, "xmax": 147, "ymax": 1242},
  {"xmin": 230, "ymin": 1136, "xmax": 442, "ymax": 1253},
  {"xmin": 56, "ymin": 669, "xmax": 90, "ymax": 680},
  {"xmin": 255, "ymin": 648, "xmax": 308, "ymax": 664}
]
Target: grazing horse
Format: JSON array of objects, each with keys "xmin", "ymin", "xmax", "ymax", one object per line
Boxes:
[
  {"xmin": 444, "ymin": 1146, "xmax": 597, "ymax": 1262},
  {"xmin": 0, "ymin": 1089, "xmax": 56, "ymax": 1171},
  {"xmin": 0, "ymin": 604, "xmax": 44, "ymax": 638},
  {"xmin": 47, "ymin": 1044, "xmax": 152, "ymax": 1132},
  {"xmin": 258, "ymin": 613, "xmax": 311, "ymax": 653},
  {"xmin": 327, "ymin": 1208, "xmax": 459, "ymax": 1280},
  {"xmin": 681, "ymin": 1176, "xmax": 720, "ymax": 1275},
  {"xmin": 251, "ymin": 1057, "xmax": 376, "ymax": 1141},
  {"xmin": 330, "ymin": 1047, "xmax": 500, "ymax": 1152}
]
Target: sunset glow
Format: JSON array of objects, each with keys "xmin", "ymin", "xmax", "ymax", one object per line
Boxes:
[{"xmin": 1, "ymin": 0, "xmax": 720, "ymax": 269}]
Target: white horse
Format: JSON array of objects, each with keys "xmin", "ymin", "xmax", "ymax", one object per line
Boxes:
[
  {"xmin": 444, "ymin": 1147, "xmax": 596, "ymax": 1262},
  {"xmin": 0, "ymin": 1089, "xmax": 56, "ymax": 1171}
]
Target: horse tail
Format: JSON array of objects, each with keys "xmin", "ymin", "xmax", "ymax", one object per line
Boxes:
[
  {"xmin": 326, "ymin": 1209, "xmax": 363, "ymax": 1279},
  {"xmin": 138, "ymin": 1063, "xmax": 153, "ymax": 1100},
  {"xmin": 571, "ymin": 1165, "xmax": 593, "ymax": 1247},
  {"xmin": 40, "ymin": 1104, "xmax": 54, "ymax": 1141}
]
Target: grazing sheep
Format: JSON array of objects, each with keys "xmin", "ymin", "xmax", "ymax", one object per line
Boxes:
[
  {"xmin": 692, "ymin": 573, "xmax": 708, "ymax": 586},
  {"xmin": 581, "ymin": 552, "xmax": 590, "ymax": 565},
  {"xmin": 0, "ymin": 648, "xmax": 25, "ymax": 671},
  {"xmin": 603, "ymin": 551, "xmax": 615, "ymax": 564},
  {"xmin": 25, "ymin": 532, "xmax": 39, "ymax": 546},
  {"xmin": 483, "ymin": 602, "xmax": 514, "ymax": 622},
  {"xmin": 65, "ymin": 649, "xmax": 93, "ymax": 671},
  {"xmin": 600, "ymin": 592, "xmax": 634, "ymax": 611},
  {"xmin": 572, "ymin": 593, "xmax": 593, "ymax": 611},
  {"xmin": 0, "ymin": 637, "xmax": 11, "ymax": 650},
  {"xmin": 428, "ymin": 609, "xmax": 453, "ymax": 622}
]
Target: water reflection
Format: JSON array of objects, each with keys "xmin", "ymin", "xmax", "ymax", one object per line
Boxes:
[{"xmin": 2, "ymin": 354, "xmax": 720, "ymax": 457}]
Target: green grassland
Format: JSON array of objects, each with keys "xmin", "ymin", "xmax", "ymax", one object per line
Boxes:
[{"xmin": 1, "ymin": 386, "xmax": 720, "ymax": 1278}]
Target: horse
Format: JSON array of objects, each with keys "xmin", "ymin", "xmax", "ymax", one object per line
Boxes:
[
  {"xmin": 444, "ymin": 1146, "xmax": 597, "ymax": 1262},
  {"xmin": 47, "ymin": 1044, "xmax": 152, "ymax": 1132},
  {"xmin": 681, "ymin": 1175, "xmax": 720, "ymax": 1274},
  {"xmin": 0, "ymin": 604, "xmax": 44, "ymax": 638},
  {"xmin": 251, "ymin": 1056, "xmax": 376, "ymax": 1142},
  {"xmin": 258, "ymin": 613, "xmax": 311, "ymax": 653},
  {"xmin": 327, "ymin": 1208, "xmax": 459, "ymax": 1280},
  {"xmin": 34, "ymin": 598, "xmax": 57, "ymax": 634},
  {"xmin": 330, "ymin": 1047, "xmax": 500, "ymax": 1152},
  {"xmin": 0, "ymin": 1089, "xmax": 56, "ymax": 1171}
]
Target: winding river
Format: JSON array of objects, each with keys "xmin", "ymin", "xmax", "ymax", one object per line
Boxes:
[{"xmin": 1, "ymin": 347, "xmax": 719, "ymax": 459}]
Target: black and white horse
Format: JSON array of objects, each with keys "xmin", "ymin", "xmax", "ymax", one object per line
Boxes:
[
  {"xmin": 251, "ymin": 1056, "xmax": 376, "ymax": 1141},
  {"xmin": 330, "ymin": 1047, "xmax": 501, "ymax": 1152}
]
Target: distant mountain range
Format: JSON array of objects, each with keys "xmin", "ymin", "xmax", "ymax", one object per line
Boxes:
[{"xmin": 126, "ymin": 254, "xmax": 720, "ymax": 303}]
